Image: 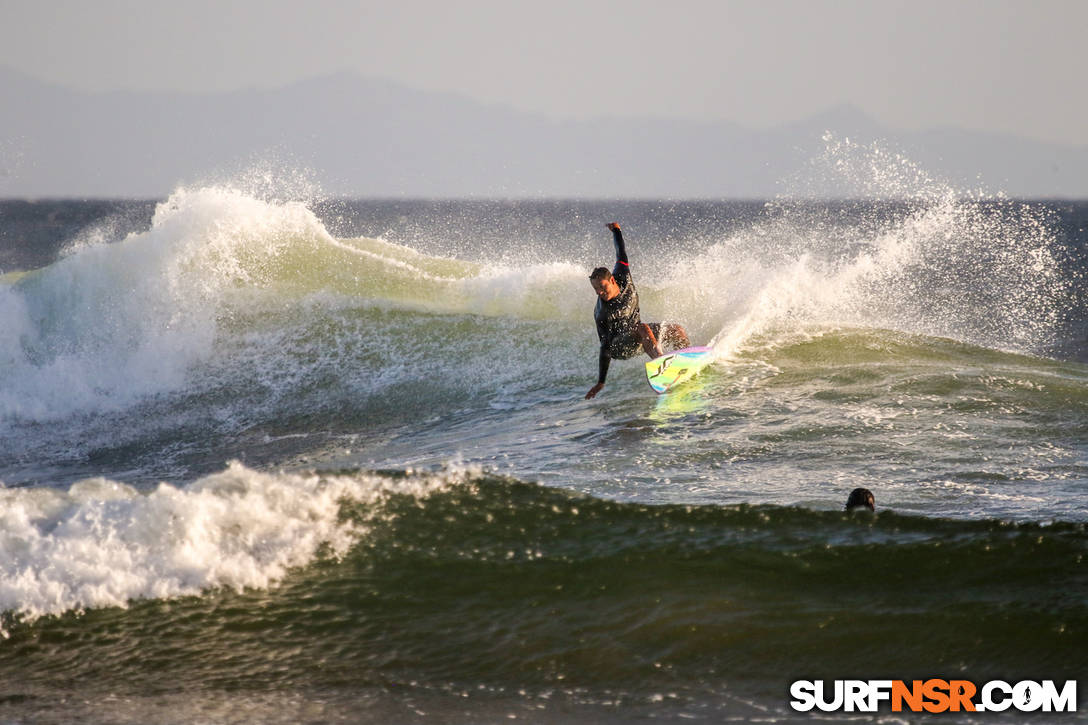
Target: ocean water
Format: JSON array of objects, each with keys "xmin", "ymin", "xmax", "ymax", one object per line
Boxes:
[{"xmin": 1, "ymin": 153, "xmax": 1087, "ymax": 722}]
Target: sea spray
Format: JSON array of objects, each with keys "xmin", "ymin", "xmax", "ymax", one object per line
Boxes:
[{"xmin": 648, "ymin": 137, "xmax": 1077, "ymax": 359}]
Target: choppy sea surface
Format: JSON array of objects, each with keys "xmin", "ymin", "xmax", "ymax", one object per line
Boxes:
[{"xmin": 1, "ymin": 150, "xmax": 1087, "ymax": 723}]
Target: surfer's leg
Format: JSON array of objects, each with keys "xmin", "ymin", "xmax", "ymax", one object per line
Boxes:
[
  {"xmin": 661, "ymin": 323, "xmax": 689, "ymax": 351},
  {"xmin": 636, "ymin": 323, "xmax": 664, "ymax": 358}
]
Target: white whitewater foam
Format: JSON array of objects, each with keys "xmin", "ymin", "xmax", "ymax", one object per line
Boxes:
[
  {"xmin": 0, "ymin": 187, "xmax": 335, "ymax": 421},
  {"xmin": 0, "ymin": 461, "xmax": 470, "ymax": 633},
  {"xmin": 661, "ymin": 138, "xmax": 1073, "ymax": 360},
  {"xmin": 0, "ymin": 186, "xmax": 595, "ymax": 424}
]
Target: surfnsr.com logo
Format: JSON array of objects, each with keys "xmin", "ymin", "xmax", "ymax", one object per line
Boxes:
[{"xmin": 790, "ymin": 679, "xmax": 1078, "ymax": 713}]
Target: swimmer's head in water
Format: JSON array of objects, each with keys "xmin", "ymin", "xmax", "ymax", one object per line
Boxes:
[{"xmin": 845, "ymin": 487, "xmax": 875, "ymax": 512}]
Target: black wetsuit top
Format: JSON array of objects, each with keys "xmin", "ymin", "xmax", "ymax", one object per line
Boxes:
[{"xmin": 594, "ymin": 227, "xmax": 642, "ymax": 384}]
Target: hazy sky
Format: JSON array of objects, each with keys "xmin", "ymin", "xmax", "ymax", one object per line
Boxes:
[{"xmin": 3, "ymin": 0, "xmax": 1087, "ymax": 146}]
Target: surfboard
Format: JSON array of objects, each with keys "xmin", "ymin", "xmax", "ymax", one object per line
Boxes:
[{"xmin": 645, "ymin": 346, "xmax": 716, "ymax": 394}]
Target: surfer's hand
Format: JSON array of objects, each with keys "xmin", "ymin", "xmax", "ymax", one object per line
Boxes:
[{"xmin": 585, "ymin": 383, "xmax": 604, "ymax": 399}]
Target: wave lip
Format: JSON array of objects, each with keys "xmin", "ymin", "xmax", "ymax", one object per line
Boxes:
[{"xmin": 0, "ymin": 461, "xmax": 471, "ymax": 632}]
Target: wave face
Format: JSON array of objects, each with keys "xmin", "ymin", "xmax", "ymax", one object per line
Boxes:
[
  {"xmin": 1, "ymin": 163, "xmax": 1087, "ymax": 722},
  {"xmin": 1, "ymin": 170, "xmax": 1080, "ymax": 425},
  {"xmin": 0, "ymin": 188, "xmax": 589, "ymax": 423},
  {"xmin": 1, "ymin": 469, "xmax": 1085, "ymax": 722},
  {"xmin": 2, "ymin": 189, "xmax": 1084, "ymax": 510}
]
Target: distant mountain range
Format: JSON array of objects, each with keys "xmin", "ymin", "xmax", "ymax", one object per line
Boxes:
[{"xmin": 2, "ymin": 68, "xmax": 1086, "ymax": 199}]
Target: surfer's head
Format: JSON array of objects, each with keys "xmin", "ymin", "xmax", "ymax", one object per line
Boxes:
[
  {"xmin": 590, "ymin": 267, "xmax": 620, "ymax": 301},
  {"xmin": 845, "ymin": 487, "xmax": 875, "ymax": 512}
]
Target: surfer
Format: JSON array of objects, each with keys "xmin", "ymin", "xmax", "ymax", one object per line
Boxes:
[{"xmin": 585, "ymin": 223, "xmax": 689, "ymax": 399}]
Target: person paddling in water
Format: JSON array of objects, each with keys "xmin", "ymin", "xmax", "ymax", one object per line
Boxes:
[{"xmin": 585, "ymin": 223, "xmax": 689, "ymax": 399}]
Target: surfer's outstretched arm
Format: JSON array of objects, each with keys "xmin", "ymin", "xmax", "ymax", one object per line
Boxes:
[
  {"xmin": 586, "ymin": 347, "xmax": 611, "ymax": 399},
  {"xmin": 607, "ymin": 222, "xmax": 629, "ymax": 274}
]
